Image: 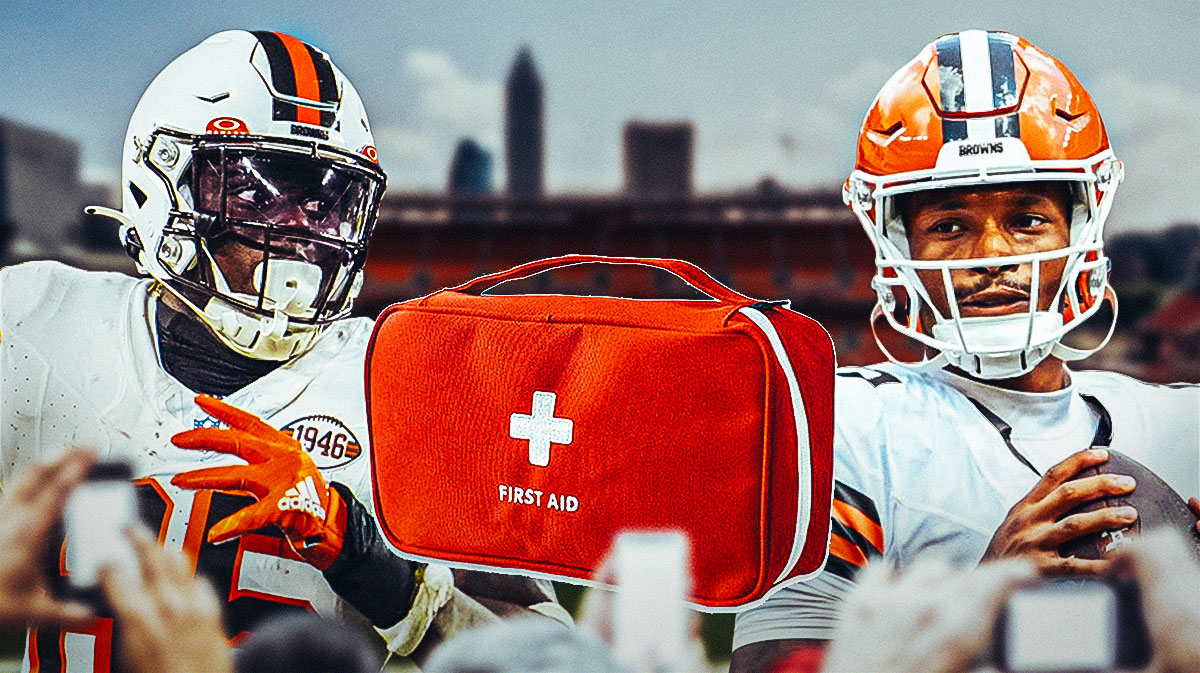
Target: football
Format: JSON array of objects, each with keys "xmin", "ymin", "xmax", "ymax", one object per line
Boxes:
[{"xmin": 1058, "ymin": 450, "xmax": 1200, "ymax": 560}]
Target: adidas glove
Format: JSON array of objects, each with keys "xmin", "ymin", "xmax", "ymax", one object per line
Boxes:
[{"xmin": 170, "ymin": 394, "xmax": 346, "ymax": 569}]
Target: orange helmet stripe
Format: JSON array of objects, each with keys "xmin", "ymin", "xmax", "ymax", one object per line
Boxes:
[
  {"xmin": 274, "ymin": 32, "xmax": 323, "ymax": 126},
  {"xmin": 250, "ymin": 31, "xmax": 338, "ymax": 128}
]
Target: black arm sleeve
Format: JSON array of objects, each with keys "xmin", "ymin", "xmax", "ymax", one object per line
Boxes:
[{"xmin": 322, "ymin": 482, "xmax": 418, "ymax": 628}]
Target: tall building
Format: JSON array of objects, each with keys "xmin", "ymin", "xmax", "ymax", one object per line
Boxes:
[
  {"xmin": 0, "ymin": 118, "xmax": 87, "ymax": 259},
  {"xmin": 623, "ymin": 121, "xmax": 693, "ymax": 198},
  {"xmin": 448, "ymin": 138, "xmax": 494, "ymax": 195},
  {"xmin": 505, "ymin": 46, "xmax": 543, "ymax": 198}
]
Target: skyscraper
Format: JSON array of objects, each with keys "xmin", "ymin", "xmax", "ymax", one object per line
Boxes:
[
  {"xmin": 505, "ymin": 45, "xmax": 543, "ymax": 199},
  {"xmin": 448, "ymin": 138, "xmax": 494, "ymax": 195},
  {"xmin": 623, "ymin": 121, "xmax": 694, "ymax": 198}
]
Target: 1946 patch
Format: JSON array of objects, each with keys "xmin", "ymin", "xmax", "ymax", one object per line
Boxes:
[{"xmin": 281, "ymin": 415, "xmax": 362, "ymax": 470}]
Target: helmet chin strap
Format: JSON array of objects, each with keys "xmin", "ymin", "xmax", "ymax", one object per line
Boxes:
[
  {"xmin": 922, "ymin": 289, "xmax": 1118, "ymax": 379},
  {"xmin": 870, "ymin": 304, "xmax": 949, "ymax": 371},
  {"xmin": 930, "ymin": 312, "xmax": 1062, "ymax": 380},
  {"xmin": 201, "ymin": 299, "xmax": 318, "ymax": 360},
  {"xmin": 199, "ymin": 259, "xmax": 328, "ymax": 361},
  {"xmin": 1051, "ymin": 288, "xmax": 1119, "ymax": 363}
]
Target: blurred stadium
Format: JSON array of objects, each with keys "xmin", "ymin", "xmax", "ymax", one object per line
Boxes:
[{"xmin": 1, "ymin": 1, "xmax": 1197, "ymax": 669}]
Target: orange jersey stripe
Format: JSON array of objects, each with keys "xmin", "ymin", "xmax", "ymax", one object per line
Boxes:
[
  {"xmin": 829, "ymin": 532, "xmax": 868, "ymax": 567},
  {"xmin": 183, "ymin": 490, "xmax": 213, "ymax": 569},
  {"xmin": 832, "ymin": 499, "xmax": 885, "ymax": 553},
  {"xmin": 274, "ymin": 32, "xmax": 322, "ymax": 125},
  {"xmin": 27, "ymin": 628, "xmax": 39, "ymax": 673}
]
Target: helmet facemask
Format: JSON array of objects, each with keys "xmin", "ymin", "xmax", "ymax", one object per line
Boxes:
[
  {"xmin": 143, "ymin": 129, "xmax": 385, "ymax": 360},
  {"xmin": 850, "ymin": 160, "xmax": 1121, "ymax": 379}
]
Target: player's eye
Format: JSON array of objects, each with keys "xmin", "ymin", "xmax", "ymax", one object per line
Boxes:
[
  {"xmin": 1013, "ymin": 214, "xmax": 1049, "ymax": 230},
  {"xmin": 233, "ymin": 187, "xmax": 269, "ymax": 208},
  {"xmin": 927, "ymin": 219, "xmax": 965, "ymax": 235},
  {"xmin": 301, "ymin": 197, "xmax": 331, "ymax": 217}
]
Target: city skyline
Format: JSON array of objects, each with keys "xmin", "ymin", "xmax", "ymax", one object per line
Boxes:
[{"xmin": 2, "ymin": 1, "xmax": 1197, "ymax": 231}]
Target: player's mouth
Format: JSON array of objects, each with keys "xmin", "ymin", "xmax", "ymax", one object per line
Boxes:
[{"xmin": 958, "ymin": 286, "xmax": 1031, "ymax": 317}]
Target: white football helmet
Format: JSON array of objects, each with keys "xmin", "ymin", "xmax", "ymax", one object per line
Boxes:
[
  {"xmin": 92, "ymin": 30, "xmax": 385, "ymax": 360},
  {"xmin": 845, "ymin": 30, "xmax": 1122, "ymax": 379}
]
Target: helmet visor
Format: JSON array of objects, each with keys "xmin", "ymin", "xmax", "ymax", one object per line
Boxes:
[{"xmin": 192, "ymin": 148, "xmax": 378, "ymax": 244}]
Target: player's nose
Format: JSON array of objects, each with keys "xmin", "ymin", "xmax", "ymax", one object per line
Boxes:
[
  {"xmin": 969, "ymin": 222, "xmax": 1019, "ymax": 275},
  {"xmin": 273, "ymin": 202, "xmax": 314, "ymax": 230}
]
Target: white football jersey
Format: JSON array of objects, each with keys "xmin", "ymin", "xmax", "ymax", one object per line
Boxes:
[
  {"xmin": 734, "ymin": 360, "xmax": 1200, "ymax": 648},
  {"xmin": 0, "ymin": 261, "xmax": 376, "ymax": 673}
]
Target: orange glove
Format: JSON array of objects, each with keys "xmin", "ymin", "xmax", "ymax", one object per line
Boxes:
[{"xmin": 170, "ymin": 394, "xmax": 346, "ymax": 570}]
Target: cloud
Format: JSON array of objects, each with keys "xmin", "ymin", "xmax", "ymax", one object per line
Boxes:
[
  {"xmin": 693, "ymin": 60, "xmax": 893, "ymax": 191},
  {"xmin": 1090, "ymin": 71, "xmax": 1200, "ymax": 231},
  {"xmin": 373, "ymin": 50, "xmax": 503, "ymax": 191}
]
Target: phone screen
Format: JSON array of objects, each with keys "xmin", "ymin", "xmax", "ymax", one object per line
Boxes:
[
  {"xmin": 1005, "ymin": 582, "xmax": 1118, "ymax": 672},
  {"xmin": 64, "ymin": 477, "xmax": 138, "ymax": 589},
  {"xmin": 612, "ymin": 531, "xmax": 690, "ymax": 672}
]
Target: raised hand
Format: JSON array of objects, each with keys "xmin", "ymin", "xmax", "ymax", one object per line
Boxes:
[{"xmin": 171, "ymin": 394, "xmax": 346, "ymax": 569}]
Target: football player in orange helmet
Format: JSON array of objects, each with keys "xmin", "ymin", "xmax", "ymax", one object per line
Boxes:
[
  {"xmin": 847, "ymin": 30, "xmax": 1120, "ymax": 381},
  {"xmin": 731, "ymin": 31, "xmax": 1200, "ymax": 673}
]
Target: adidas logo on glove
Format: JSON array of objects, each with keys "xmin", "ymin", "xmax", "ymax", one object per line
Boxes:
[{"xmin": 278, "ymin": 476, "xmax": 327, "ymax": 519}]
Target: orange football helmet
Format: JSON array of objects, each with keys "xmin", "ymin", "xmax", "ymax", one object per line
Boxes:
[{"xmin": 845, "ymin": 30, "xmax": 1122, "ymax": 378}]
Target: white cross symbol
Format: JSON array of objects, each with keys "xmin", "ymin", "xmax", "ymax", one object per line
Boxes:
[{"xmin": 509, "ymin": 391, "xmax": 573, "ymax": 467}]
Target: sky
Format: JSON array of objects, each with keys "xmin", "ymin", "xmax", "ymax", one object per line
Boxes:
[{"xmin": 2, "ymin": 0, "xmax": 1197, "ymax": 232}]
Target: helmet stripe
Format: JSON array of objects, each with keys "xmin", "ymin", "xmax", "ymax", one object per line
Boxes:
[
  {"xmin": 943, "ymin": 119, "xmax": 968, "ymax": 142},
  {"xmin": 250, "ymin": 31, "xmax": 338, "ymax": 128},
  {"xmin": 936, "ymin": 31, "xmax": 1023, "ymax": 143},
  {"xmin": 935, "ymin": 34, "xmax": 967, "ymax": 143},
  {"xmin": 934, "ymin": 34, "xmax": 965, "ymax": 112},
  {"xmin": 274, "ymin": 33, "xmax": 322, "ymax": 125},
  {"xmin": 959, "ymin": 30, "xmax": 997, "ymax": 139},
  {"xmin": 958, "ymin": 30, "xmax": 995, "ymax": 113},
  {"xmin": 988, "ymin": 33, "xmax": 1021, "ymax": 139},
  {"xmin": 251, "ymin": 31, "xmax": 299, "ymax": 99},
  {"xmin": 303, "ymin": 43, "xmax": 339, "ymax": 106},
  {"xmin": 987, "ymin": 32, "xmax": 1019, "ymax": 110},
  {"xmin": 995, "ymin": 112, "xmax": 1021, "ymax": 139}
]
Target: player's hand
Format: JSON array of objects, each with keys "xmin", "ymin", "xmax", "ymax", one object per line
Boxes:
[
  {"xmin": 170, "ymin": 394, "xmax": 346, "ymax": 569},
  {"xmin": 99, "ymin": 524, "xmax": 233, "ymax": 673},
  {"xmin": 982, "ymin": 448, "xmax": 1137, "ymax": 575},
  {"xmin": 0, "ymin": 449, "xmax": 95, "ymax": 629},
  {"xmin": 1188, "ymin": 497, "xmax": 1200, "ymax": 537}
]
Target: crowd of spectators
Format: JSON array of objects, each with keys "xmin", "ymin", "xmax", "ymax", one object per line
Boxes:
[{"xmin": 1, "ymin": 450, "xmax": 1197, "ymax": 673}]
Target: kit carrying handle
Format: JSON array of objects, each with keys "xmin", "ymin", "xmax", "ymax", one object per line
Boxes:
[{"xmin": 448, "ymin": 254, "xmax": 758, "ymax": 305}]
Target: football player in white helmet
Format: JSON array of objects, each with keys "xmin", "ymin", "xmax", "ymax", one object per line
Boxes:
[
  {"xmin": 730, "ymin": 30, "xmax": 1200, "ymax": 673},
  {"xmin": 0, "ymin": 30, "xmax": 565, "ymax": 673}
]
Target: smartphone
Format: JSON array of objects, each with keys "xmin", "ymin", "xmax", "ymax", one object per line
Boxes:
[
  {"xmin": 993, "ymin": 577, "xmax": 1151, "ymax": 673},
  {"xmin": 611, "ymin": 530, "xmax": 691, "ymax": 673},
  {"xmin": 61, "ymin": 461, "xmax": 138, "ymax": 605}
]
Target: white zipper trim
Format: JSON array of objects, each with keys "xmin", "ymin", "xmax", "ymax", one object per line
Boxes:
[{"xmin": 738, "ymin": 306, "xmax": 812, "ymax": 584}]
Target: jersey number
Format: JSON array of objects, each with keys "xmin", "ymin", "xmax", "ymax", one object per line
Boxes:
[{"xmin": 33, "ymin": 481, "xmax": 322, "ymax": 673}]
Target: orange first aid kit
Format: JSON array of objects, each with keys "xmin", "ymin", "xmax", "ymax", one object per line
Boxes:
[{"xmin": 366, "ymin": 255, "xmax": 835, "ymax": 610}]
